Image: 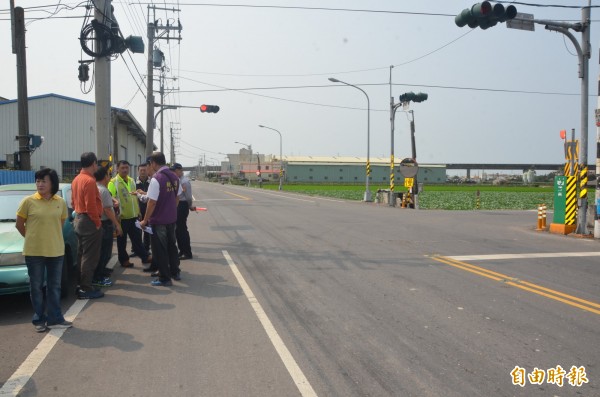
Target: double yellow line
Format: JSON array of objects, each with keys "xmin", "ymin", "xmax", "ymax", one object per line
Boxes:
[{"xmin": 431, "ymin": 255, "xmax": 600, "ymax": 316}]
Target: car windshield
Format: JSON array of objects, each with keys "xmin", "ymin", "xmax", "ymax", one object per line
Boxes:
[
  {"xmin": 0, "ymin": 191, "xmax": 31, "ymax": 221},
  {"xmin": 0, "ymin": 189, "xmax": 66, "ymax": 221}
]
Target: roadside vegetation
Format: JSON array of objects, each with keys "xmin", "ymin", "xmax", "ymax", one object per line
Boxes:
[{"xmin": 256, "ymin": 183, "xmax": 596, "ymax": 210}]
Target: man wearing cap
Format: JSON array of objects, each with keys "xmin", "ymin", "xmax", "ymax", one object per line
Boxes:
[
  {"xmin": 108, "ymin": 160, "xmax": 152, "ymax": 269},
  {"xmin": 171, "ymin": 163, "xmax": 193, "ymax": 260},
  {"xmin": 140, "ymin": 152, "xmax": 182, "ymax": 286}
]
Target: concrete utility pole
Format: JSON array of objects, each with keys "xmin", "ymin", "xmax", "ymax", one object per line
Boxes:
[
  {"xmin": 145, "ymin": 5, "xmax": 182, "ymax": 157},
  {"xmin": 578, "ymin": 4, "xmax": 591, "ymax": 234},
  {"xmin": 11, "ymin": 2, "xmax": 31, "ymax": 170},
  {"xmin": 94, "ymin": 0, "xmax": 111, "ymax": 162},
  {"xmin": 145, "ymin": 19, "xmax": 155, "ymax": 157},
  {"xmin": 595, "ymin": 49, "xmax": 600, "ymax": 238},
  {"xmin": 389, "ymin": 65, "xmax": 395, "ymax": 206},
  {"xmin": 170, "ymin": 122, "xmax": 181, "ymax": 163}
]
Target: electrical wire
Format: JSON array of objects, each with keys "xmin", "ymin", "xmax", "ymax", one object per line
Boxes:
[
  {"xmin": 178, "ymin": 30, "xmax": 475, "ymax": 78},
  {"xmin": 177, "ymin": 77, "xmax": 581, "ymax": 97}
]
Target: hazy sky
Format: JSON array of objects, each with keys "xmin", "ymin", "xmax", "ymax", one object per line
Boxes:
[{"xmin": 1, "ymin": 1, "xmax": 600, "ymax": 167}]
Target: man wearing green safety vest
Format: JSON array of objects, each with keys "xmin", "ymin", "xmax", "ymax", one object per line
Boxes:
[{"xmin": 108, "ymin": 160, "xmax": 152, "ymax": 269}]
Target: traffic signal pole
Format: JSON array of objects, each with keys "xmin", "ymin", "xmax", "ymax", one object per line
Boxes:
[
  {"xmin": 455, "ymin": 1, "xmax": 592, "ymax": 234},
  {"xmin": 541, "ymin": 6, "xmax": 591, "ymax": 234}
]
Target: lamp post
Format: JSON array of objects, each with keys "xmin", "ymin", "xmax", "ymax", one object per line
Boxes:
[
  {"xmin": 259, "ymin": 124, "xmax": 283, "ymax": 190},
  {"xmin": 328, "ymin": 77, "xmax": 372, "ymax": 202},
  {"xmin": 235, "ymin": 141, "xmax": 252, "ymax": 181}
]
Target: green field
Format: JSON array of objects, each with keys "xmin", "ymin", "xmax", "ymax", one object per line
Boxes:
[{"xmin": 260, "ymin": 183, "xmax": 596, "ymax": 210}]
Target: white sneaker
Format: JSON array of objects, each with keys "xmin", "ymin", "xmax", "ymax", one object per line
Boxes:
[{"xmin": 47, "ymin": 320, "xmax": 73, "ymax": 329}]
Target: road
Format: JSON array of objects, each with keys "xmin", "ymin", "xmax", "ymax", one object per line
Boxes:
[{"xmin": 1, "ymin": 181, "xmax": 599, "ymax": 396}]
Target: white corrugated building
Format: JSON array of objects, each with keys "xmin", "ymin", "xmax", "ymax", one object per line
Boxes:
[{"xmin": 0, "ymin": 93, "xmax": 150, "ymax": 181}]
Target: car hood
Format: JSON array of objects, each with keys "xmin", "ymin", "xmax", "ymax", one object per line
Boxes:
[{"xmin": 0, "ymin": 223, "xmax": 24, "ymax": 254}]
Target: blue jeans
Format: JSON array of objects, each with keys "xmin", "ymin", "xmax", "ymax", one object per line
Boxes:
[{"xmin": 26, "ymin": 256, "xmax": 65, "ymax": 326}]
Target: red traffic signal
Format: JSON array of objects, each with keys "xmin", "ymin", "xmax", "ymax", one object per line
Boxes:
[{"xmin": 200, "ymin": 104, "xmax": 220, "ymax": 113}]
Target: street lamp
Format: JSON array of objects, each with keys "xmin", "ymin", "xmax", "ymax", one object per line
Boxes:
[
  {"xmin": 234, "ymin": 141, "xmax": 252, "ymax": 181},
  {"xmin": 259, "ymin": 124, "xmax": 283, "ymax": 190},
  {"xmin": 328, "ymin": 77, "xmax": 372, "ymax": 202}
]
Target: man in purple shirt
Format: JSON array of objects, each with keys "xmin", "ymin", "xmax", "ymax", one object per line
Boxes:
[{"xmin": 140, "ymin": 152, "xmax": 182, "ymax": 286}]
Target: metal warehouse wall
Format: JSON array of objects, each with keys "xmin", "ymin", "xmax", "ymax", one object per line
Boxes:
[
  {"xmin": 0, "ymin": 95, "xmax": 147, "ymax": 181},
  {"xmin": 0, "ymin": 96, "xmax": 95, "ymax": 179},
  {"xmin": 286, "ymin": 164, "xmax": 446, "ymax": 184}
]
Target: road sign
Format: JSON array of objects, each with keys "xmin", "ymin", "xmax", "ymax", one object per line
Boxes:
[
  {"xmin": 404, "ymin": 178, "xmax": 414, "ymax": 188},
  {"xmin": 399, "ymin": 158, "xmax": 418, "ymax": 178},
  {"xmin": 507, "ymin": 12, "xmax": 534, "ymax": 31}
]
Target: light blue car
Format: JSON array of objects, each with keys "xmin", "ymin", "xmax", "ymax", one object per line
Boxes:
[{"xmin": 0, "ymin": 183, "xmax": 79, "ymax": 296}]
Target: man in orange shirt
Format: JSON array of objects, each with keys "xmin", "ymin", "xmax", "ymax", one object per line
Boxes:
[{"xmin": 71, "ymin": 152, "xmax": 104, "ymax": 299}]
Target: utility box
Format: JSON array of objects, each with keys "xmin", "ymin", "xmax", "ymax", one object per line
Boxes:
[
  {"xmin": 549, "ymin": 175, "xmax": 576, "ymax": 235},
  {"xmin": 552, "ymin": 176, "xmax": 566, "ymax": 224}
]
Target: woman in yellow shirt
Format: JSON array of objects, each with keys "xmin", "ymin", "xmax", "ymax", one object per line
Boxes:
[{"xmin": 16, "ymin": 168, "xmax": 71, "ymax": 332}]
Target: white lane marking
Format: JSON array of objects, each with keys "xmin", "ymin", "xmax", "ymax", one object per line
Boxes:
[
  {"xmin": 0, "ymin": 299, "xmax": 88, "ymax": 396},
  {"xmin": 243, "ymin": 188, "xmax": 317, "ymax": 203},
  {"xmin": 222, "ymin": 250, "xmax": 318, "ymax": 397},
  {"xmin": 221, "ymin": 184, "xmax": 348, "ymax": 204},
  {"xmin": 200, "ymin": 198, "xmax": 249, "ymax": 202},
  {"xmin": 448, "ymin": 252, "xmax": 600, "ymax": 261}
]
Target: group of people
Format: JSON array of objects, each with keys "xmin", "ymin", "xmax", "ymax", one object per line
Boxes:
[{"xmin": 15, "ymin": 150, "xmax": 194, "ymax": 332}]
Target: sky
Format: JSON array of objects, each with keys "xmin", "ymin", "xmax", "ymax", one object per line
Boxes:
[{"xmin": 1, "ymin": 0, "xmax": 600, "ymax": 168}]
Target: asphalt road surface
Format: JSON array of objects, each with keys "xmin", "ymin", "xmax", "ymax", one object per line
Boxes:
[{"xmin": 1, "ymin": 181, "xmax": 599, "ymax": 397}]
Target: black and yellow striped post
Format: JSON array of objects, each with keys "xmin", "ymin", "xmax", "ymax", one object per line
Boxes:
[
  {"xmin": 366, "ymin": 160, "xmax": 371, "ymax": 176},
  {"xmin": 579, "ymin": 165, "xmax": 588, "ymax": 200},
  {"xmin": 565, "ymin": 176, "xmax": 577, "ymax": 226},
  {"xmin": 389, "ymin": 155, "xmax": 394, "ymax": 192}
]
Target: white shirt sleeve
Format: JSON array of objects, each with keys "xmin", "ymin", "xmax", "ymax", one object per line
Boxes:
[{"xmin": 147, "ymin": 178, "xmax": 160, "ymax": 201}]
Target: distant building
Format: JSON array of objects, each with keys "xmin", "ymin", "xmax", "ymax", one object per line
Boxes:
[
  {"xmin": 284, "ymin": 156, "xmax": 446, "ymax": 185},
  {"xmin": 221, "ymin": 152, "xmax": 446, "ymax": 184},
  {"xmin": 0, "ymin": 93, "xmax": 151, "ymax": 180}
]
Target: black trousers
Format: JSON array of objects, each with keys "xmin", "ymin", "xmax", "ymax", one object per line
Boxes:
[
  {"xmin": 176, "ymin": 201, "xmax": 192, "ymax": 257},
  {"xmin": 117, "ymin": 217, "xmax": 150, "ymax": 264},
  {"xmin": 152, "ymin": 223, "xmax": 180, "ymax": 282}
]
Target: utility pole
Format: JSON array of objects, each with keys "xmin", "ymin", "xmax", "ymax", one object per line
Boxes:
[
  {"xmin": 145, "ymin": 5, "xmax": 182, "ymax": 157},
  {"xmin": 512, "ymin": 5, "xmax": 592, "ymax": 233},
  {"xmin": 409, "ymin": 110, "xmax": 419, "ymax": 209},
  {"xmin": 11, "ymin": 2, "xmax": 31, "ymax": 170},
  {"xmin": 389, "ymin": 65, "xmax": 395, "ymax": 206},
  {"xmin": 145, "ymin": 19, "xmax": 155, "ymax": 157},
  {"xmin": 576, "ymin": 3, "xmax": 591, "ymax": 234},
  {"xmin": 159, "ymin": 72, "xmax": 165, "ymax": 153},
  {"xmin": 170, "ymin": 122, "xmax": 181, "ymax": 163},
  {"xmin": 94, "ymin": 0, "xmax": 111, "ymax": 162},
  {"xmin": 595, "ymin": 52, "xmax": 600, "ymax": 238}
]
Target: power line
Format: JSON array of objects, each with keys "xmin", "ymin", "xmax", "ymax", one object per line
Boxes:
[
  {"xmin": 178, "ymin": 30, "xmax": 475, "ymax": 78},
  {"xmin": 177, "ymin": 77, "xmax": 581, "ymax": 97},
  {"xmin": 496, "ymin": 1, "xmax": 600, "ymax": 9},
  {"xmin": 132, "ymin": 2, "xmax": 455, "ymax": 16}
]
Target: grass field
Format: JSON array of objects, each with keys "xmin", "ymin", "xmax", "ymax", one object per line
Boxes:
[{"xmin": 259, "ymin": 183, "xmax": 596, "ymax": 210}]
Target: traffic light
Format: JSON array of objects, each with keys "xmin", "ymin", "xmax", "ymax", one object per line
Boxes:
[
  {"xmin": 455, "ymin": 2, "xmax": 517, "ymax": 30},
  {"xmin": 399, "ymin": 92, "xmax": 428, "ymax": 104},
  {"xmin": 200, "ymin": 104, "xmax": 220, "ymax": 113},
  {"xmin": 29, "ymin": 135, "xmax": 43, "ymax": 150}
]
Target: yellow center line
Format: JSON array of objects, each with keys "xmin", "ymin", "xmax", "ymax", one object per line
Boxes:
[
  {"xmin": 223, "ymin": 190, "xmax": 252, "ymax": 200},
  {"xmin": 430, "ymin": 255, "xmax": 600, "ymax": 316}
]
